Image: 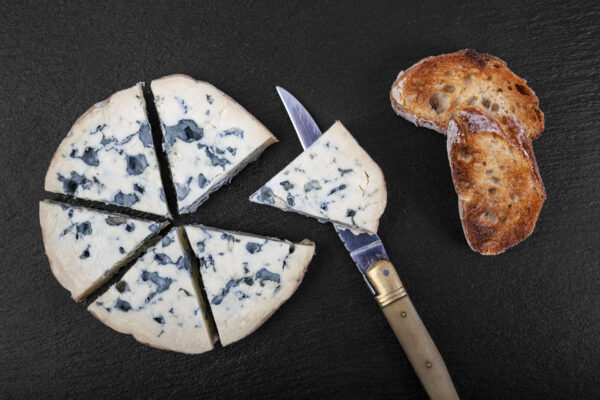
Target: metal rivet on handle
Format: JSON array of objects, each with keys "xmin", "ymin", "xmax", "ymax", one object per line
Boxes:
[
  {"xmin": 400, "ymin": 311, "xmax": 407, "ymax": 318},
  {"xmin": 426, "ymin": 361, "xmax": 432, "ymax": 368}
]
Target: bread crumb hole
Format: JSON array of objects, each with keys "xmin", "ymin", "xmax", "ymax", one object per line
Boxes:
[
  {"xmin": 482, "ymin": 161, "xmax": 487, "ymax": 166},
  {"xmin": 481, "ymin": 211, "xmax": 498, "ymax": 225},
  {"xmin": 491, "ymin": 103, "xmax": 500, "ymax": 112},
  {"xmin": 488, "ymin": 188, "xmax": 497, "ymax": 196},
  {"xmin": 466, "ymin": 96, "xmax": 478, "ymax": 106},
  {"xmin": 444, "ymin": 71, "xmax": 453, "ymax": 76},
  {"xmin": 499, "ymin": 165, "xmax": 506, "ymax": 171},
  {"xmin": 464, "ymin": 74, "xmax": 474, "ymax": 86},
  {"xmin": 491, "ymin": 177, "xmax": 501, "ymax": 184},
  {"xmin": 515, "ymin": 84, "xmax": 532, "ymax": 96},
  {"xmin": 458, "ymin": 148, "xmax": 472, "ymax": 162},
  {"xmin": 443, "ymin": 84, "xmax": 455, "ymax": 93},
  {"xmin": 485, "ymin": 169, "xmax": 494, "ymax": 176},
  {"xmin": 428, "ymin": 92, "xmax": 449, "ymax": 114},
  {"xmin": 481, "ymin": 98, "xmax": 491, "ymax": 109},
  {"xmin": 510, "ymin": 193, "xmax": 519, "ymax": 201}
]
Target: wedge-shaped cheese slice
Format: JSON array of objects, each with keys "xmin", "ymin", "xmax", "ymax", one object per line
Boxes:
[
  {"xmin": 185, "ymin": 225, "xmax": 315, "ymax": 346},
  {"xmin": 45, "ymin": 83, "xmax": 169, "ymax": 216},
  {"xmin": 151, "ymin": 74, "xmax": 277, "ymax": 213},
  {"xmin": 39, "ymin": 200, "xmax": 166, "ymax": 301},
  {"xmin": 89, "ymin": 228, "xmax": 216, "ymax": 354},
  {"xmin": 250, "ymin": 121, "xmax": 387, "ymax": 234}
]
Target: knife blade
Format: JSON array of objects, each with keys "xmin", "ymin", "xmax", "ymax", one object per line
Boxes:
[
  {"xmin": 275, "ymin": 86, "xmax": 460, "ymax": 400},
  {"xmin": 276, "ymin": 86, "xmax": 388, "ymax": 293}
]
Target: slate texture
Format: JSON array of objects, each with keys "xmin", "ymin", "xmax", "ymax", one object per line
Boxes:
[{"xmin": 0, "ymin": 0, "xmax": 598, "ymax": 399}]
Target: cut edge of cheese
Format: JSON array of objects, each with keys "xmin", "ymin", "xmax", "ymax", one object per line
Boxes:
[
  {"xmin": 151, "ymin": 74, "xmax": 277, "ymax": 214},
  {"xmin": 177, "ymin": 227, "xmax": 220, "ymax": 347},
  {"xmin": 44, "ymin": 83, "xmax": 170, "ymax": 217},
  {"xmin": 183, "ymin": 140, "xmax": 275, "ymax": 214},
  {"xmin": 249, "ymin": 121, "xmax": 387, "ymax": 234},
  {"xmin": 39, "ymin": 199, "xmax": 167, "ymax": 301},
  {"xmin": 87, "ymin": 227, "xmax": 217, "ymax": 354},
  {"xmin": 184, "ymin": 224, "xmax": 315, "ymax": 346}
]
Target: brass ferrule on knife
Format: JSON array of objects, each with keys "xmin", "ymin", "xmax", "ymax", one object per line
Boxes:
[{"xmin": 366, "ymin": 260, "xmax": 408, "ymax": 307}]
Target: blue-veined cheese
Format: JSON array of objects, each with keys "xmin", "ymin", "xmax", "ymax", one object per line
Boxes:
[
  {"xmin": 44, "ymin": 83, "xmax": 169, "ymax": 216},
  {"xmin": 249, "ymin": 121, "xmax": 387, "ymax": 234},
  {"xmin": 88, "ymin": 228, "xmax": 216, "ymax": 354},
  {"xmin": 151, "ymin": 74, "xmax": 277, "ymax": 213},
  {"xmin": 185, "ymin": 225, "xmax": 315, "ymax": 346},
  {"xmin": 39, "ymin": 200, "xmax": 167, "ymax": 301}
]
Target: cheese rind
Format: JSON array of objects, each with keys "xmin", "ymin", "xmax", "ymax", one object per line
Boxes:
[
  {"xmin": 185, "ymin": 225, "xmax": 315, "ymax": 346},
  {"xmin": 151, "ymin": 74, "xmax": 277, "ymax": 213},
  {"xmin": 88, "ymin": 228, "xmax": 216, "ymax": 354},
  {"xmin": 250, "ymin": 121, "xmax": 387, "ymax": 234},
  {"xmin": 44, "ymin": 83, "xmax": 169, "ymax": 216},
  {"xmin": 39, "ymin": 200, "xmax": 166, "ymax": 301}
]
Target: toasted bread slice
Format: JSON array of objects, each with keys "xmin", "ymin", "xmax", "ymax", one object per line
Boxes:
[
  {"xmin": 447, "ymin": 108, "xmax": 546, "ymax": 255},
  {"xmin": 391, "ymin": 49, "xmax": 544, "ymax": 140}
]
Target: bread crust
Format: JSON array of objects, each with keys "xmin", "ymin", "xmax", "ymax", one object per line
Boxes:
[
  {"xmin": 447, "ymin": 108, "xmax": 546, "ymax": 255},
  {"xmin": 391, "ymin": 49, "xmax": 544, "ymax": 140}
]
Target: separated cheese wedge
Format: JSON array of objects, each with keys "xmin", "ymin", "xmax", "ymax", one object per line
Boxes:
[
  {"xmin": 39, "ymin": 200, "xmax": 167, "ymax": 301},
  {"xmin": 45, "ymin": 83, "xmax": 169, "ymax": 216},
  {"xmin": 249, "ymin": 121, "xmax": 386, "ymax": 234},
  {"xmin": 185, "ymin": 225, "xmax": 315, "ymax": 346},
  {"xmin": 151, "ymin": 74, "xmax": 277, "ymax": 213},
  {"xmin": 447, "ymin": 108, "xmax": 546, "ymax": 255},
  {"xmin": 89, "ymin": 228, "xmax": 216, "ymax": 354}
]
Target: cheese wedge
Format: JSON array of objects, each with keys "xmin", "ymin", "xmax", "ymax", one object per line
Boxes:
[
  {"xmin": 45, "ymin": 83, "xmax": 169, "ymax": 216},
  {"xmin": 250, "ymin": 121, "xmax": 387, "ymax": 234},
  {"xmin": 39, "ymin": 200, "xmax": 167, "ymax": 301},
  {"xmin": 151, "ymin": 74, "xmax": 277, "ymax": 213},
  {"xmin": 185, "ymin": 225, "xmax": 315, "ymax": 346},
  {"xmin": 88, "ymin": 228, "xmax": 216, "ymax": 354}
]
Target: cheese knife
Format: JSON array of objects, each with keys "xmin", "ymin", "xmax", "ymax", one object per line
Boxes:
[{"xmin": 276, "ymin": 86, "xmax": 459, "ymax": 400}]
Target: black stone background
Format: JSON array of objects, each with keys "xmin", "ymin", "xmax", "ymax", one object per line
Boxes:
[{"xmin": 1, "ymin": 1, "xmax": 599, "ymax": 399}]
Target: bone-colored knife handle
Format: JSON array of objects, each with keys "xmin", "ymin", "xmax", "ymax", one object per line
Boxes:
[{"xmin": 366, "ymin": 260, "xmax": 459, "ymax": 400}]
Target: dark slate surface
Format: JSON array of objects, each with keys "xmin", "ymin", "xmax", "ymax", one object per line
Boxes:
[{"xmin": 1, "ymin": 1, "xmax": 599, "ymax": 399}]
